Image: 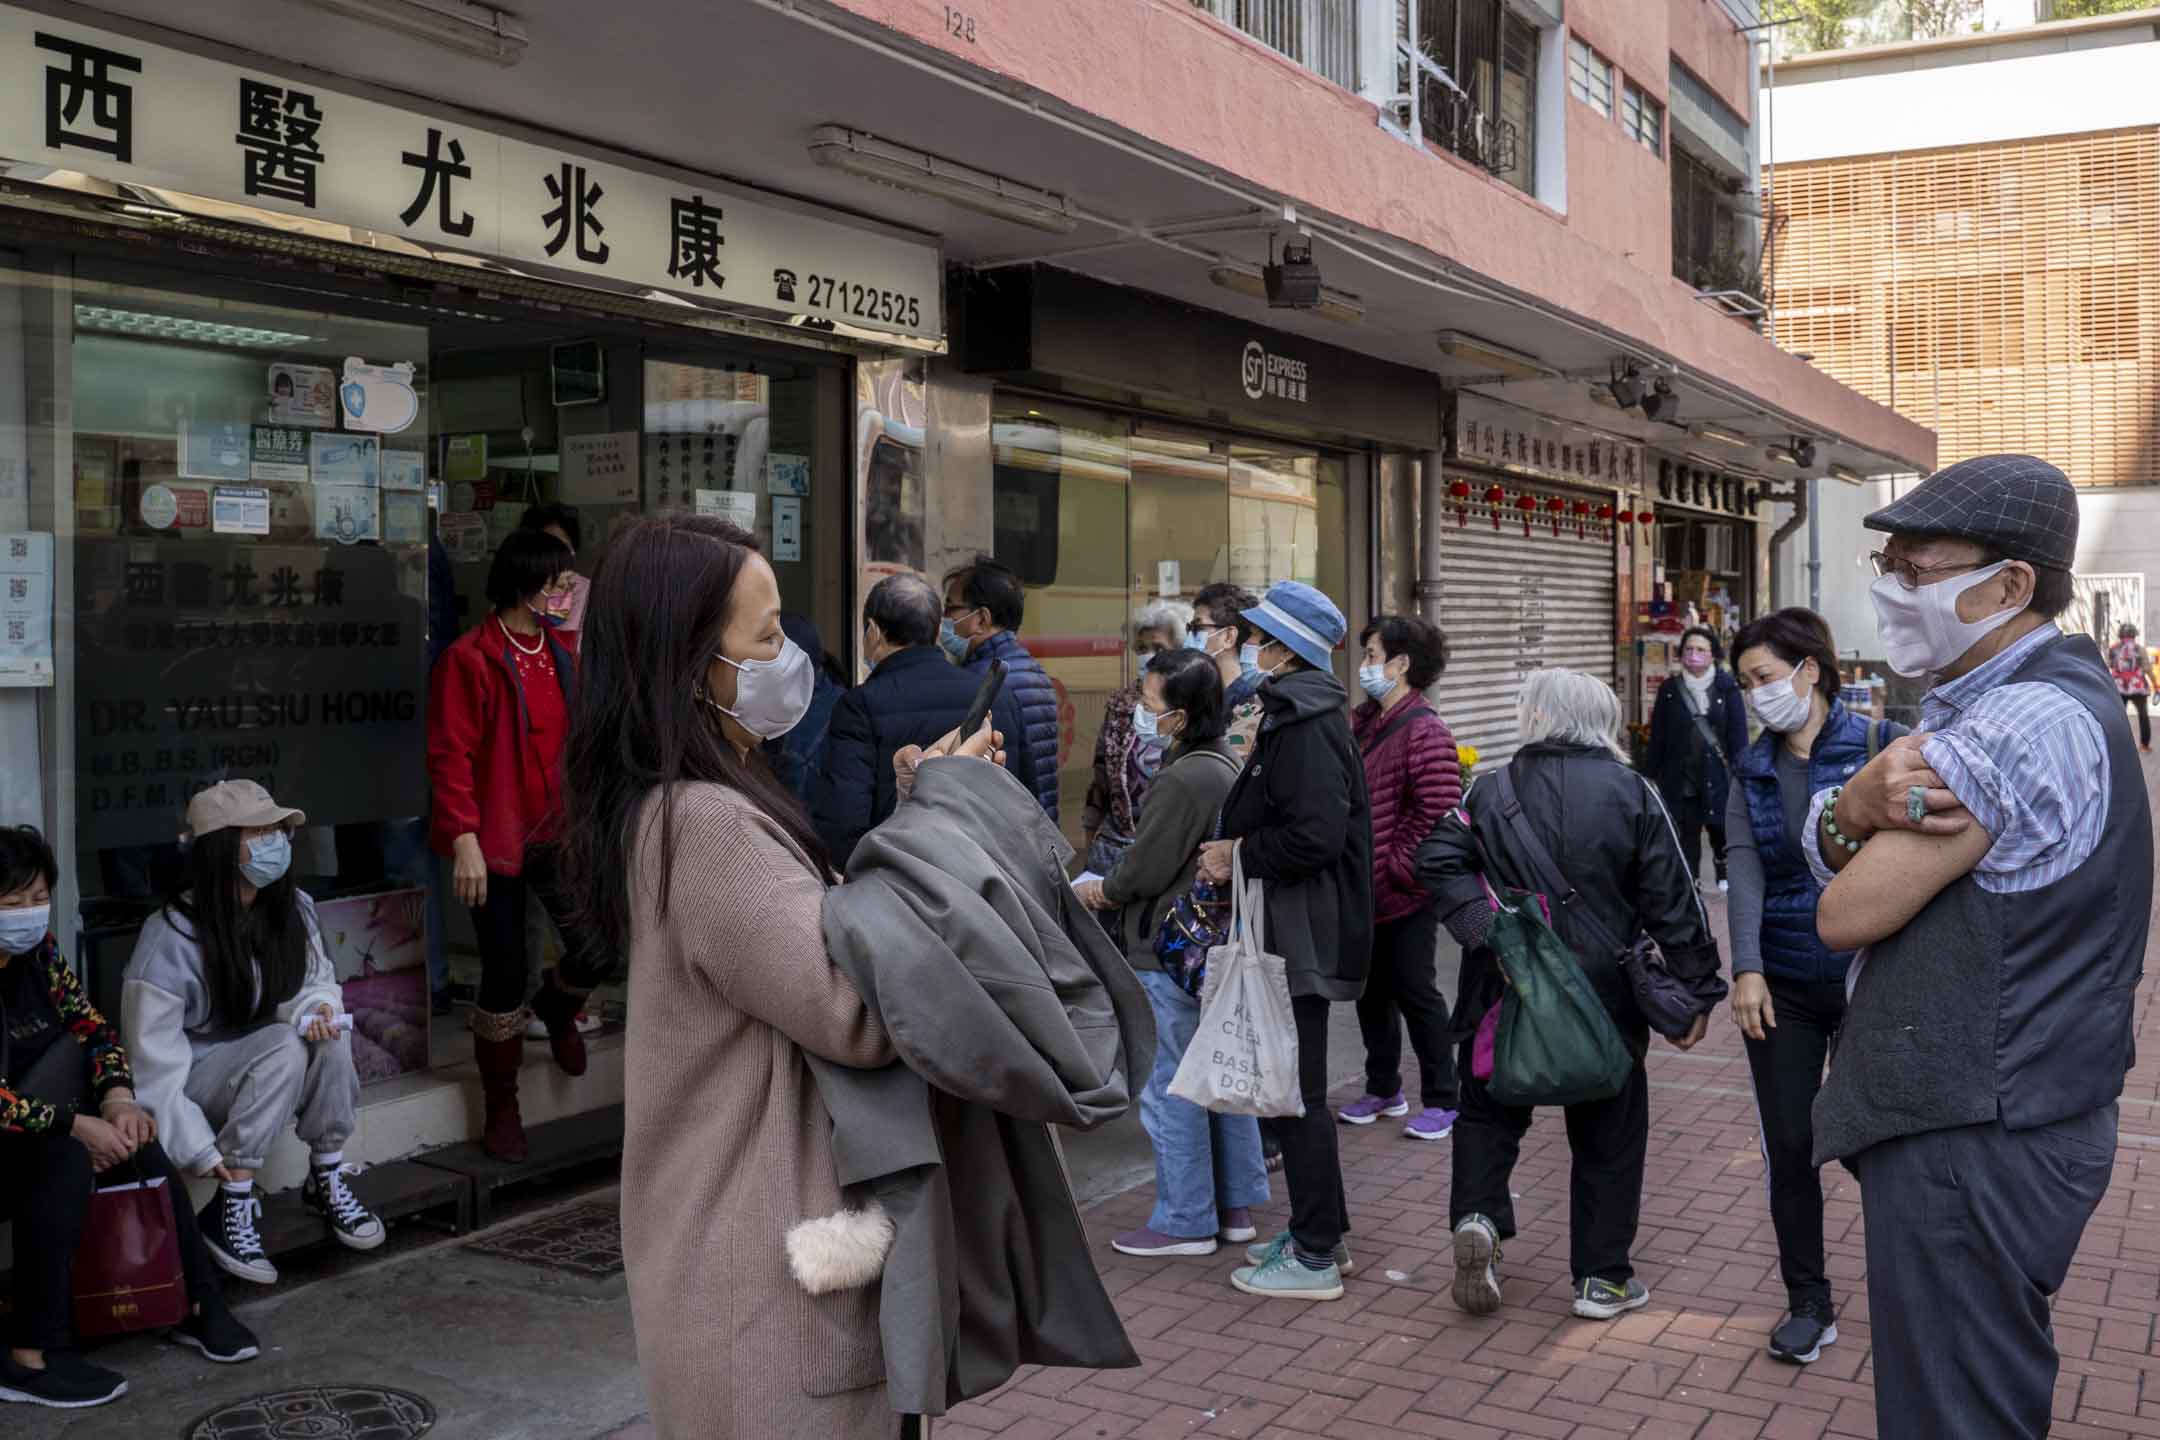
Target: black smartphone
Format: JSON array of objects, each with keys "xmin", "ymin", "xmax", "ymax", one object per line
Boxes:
[{"xmin": 945, "ymin": 660, "xmax": 1007, "ymax": 755}]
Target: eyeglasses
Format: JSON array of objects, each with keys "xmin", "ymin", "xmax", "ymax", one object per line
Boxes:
[{"xmin": 1867, "ymin": 550, "xmax": 1990, "ymax": 591}]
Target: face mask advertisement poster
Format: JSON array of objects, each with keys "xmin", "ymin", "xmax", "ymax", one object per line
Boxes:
[{"xmin": 268, "ymin": 364, "xmax": 338, "ymax": 428}]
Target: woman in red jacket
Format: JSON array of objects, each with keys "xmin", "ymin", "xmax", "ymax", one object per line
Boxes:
[
  {"xmin": 428, "ymin": 529, "xmax": 598, "ymax": 1160},
  {"xmin": 1341, "ymin": 615, "xmax": 1463, "ymax": 1141}
]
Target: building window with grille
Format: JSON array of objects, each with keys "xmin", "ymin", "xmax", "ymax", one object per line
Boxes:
[
  {"xmin": 1568, "ymin": 37, "xmax": 1613, "ymax": 116},
  {"xmin": 1622, "ymin": 82, "xmax": 1663, "ymax": 155},
  {"xmin": 1413, "ymin": 1, "xmax": 1541, "ymax": 196}
]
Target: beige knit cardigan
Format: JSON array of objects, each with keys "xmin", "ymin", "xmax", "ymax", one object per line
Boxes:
[{"xmin": 620, "ymin": 781, "xmax": 901, "ymax": 1440}]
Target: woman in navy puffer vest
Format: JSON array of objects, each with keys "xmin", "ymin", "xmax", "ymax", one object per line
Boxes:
[{"xmin": 1724, "ymin": 608, "xmax": 1906, "ymax": 1371}]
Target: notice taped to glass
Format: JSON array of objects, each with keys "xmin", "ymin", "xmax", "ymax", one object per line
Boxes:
[{"xmin": 74, "ymin": 539, "xmax": 426, "ymax": 846}]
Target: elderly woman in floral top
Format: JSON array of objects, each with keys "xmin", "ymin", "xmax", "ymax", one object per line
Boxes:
[
  {"xmin": 1083, "ymin": 600, "xmax": 1190, "ymax": 874},
  {"xmin": 0, "ymin": 826, "xmax": 259, "ymax": 1411}
]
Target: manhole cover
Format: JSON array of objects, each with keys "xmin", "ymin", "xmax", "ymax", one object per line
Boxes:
[
  {"xmin": 461, "ymin": 1200, "xmax": 623, "ymax": 1277},
  {"xmin": 182, "ymin": 1384, "xmax": 434, "ymax": 1440}
]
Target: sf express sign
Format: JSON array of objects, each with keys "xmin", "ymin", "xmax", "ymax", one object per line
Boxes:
[{"xmin": 1240, "ymin": 341, "xmax": 1309, "ymax": 404}]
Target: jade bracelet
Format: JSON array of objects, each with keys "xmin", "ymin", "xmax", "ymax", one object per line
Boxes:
[{"xmin": 1822, "ymin": 785, "xmax": 1862, "ymax": 853}]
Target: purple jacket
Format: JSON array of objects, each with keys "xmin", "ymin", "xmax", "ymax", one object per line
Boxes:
[{"xmin": 1355, "ymin": 695, "xmax": 1462, "ymax": 923}]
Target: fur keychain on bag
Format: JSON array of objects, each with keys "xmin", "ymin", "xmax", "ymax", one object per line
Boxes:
[{"xmin": 784, "ymin": 1201, "xmax": 895, "ymax": 1294}]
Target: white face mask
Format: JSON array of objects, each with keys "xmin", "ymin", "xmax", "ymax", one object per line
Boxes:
[
  {"xmin": 0, "ymin": 902, "xmax": 50, "ymax": 955},
  {"xmin": 706, "ymin": 637, "xmax": 816, "ymax": 739},
  {"xmin": 1746, "ymin": 665, "xmax": 1814, "ymax": 734},
  {"xmin": 1870, "ymin": 561, "xmax": 2022, "ymax": 678}
]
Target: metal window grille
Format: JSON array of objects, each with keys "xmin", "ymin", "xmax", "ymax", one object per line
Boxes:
[
  {"xmin": 1190, "ymin": 0, "xmax": 1361, "ymax": 91},
  {"xmin": 1381, "ymin": 0, "xmax": 1535, "ymax": 193},
  {"xmin": 1623, "ymin": 83, "xmax": 1662, "ymax": 155},
  {"xmin": 1568, "ymin": 37, "xmax": 1612, "ymax": 117}
]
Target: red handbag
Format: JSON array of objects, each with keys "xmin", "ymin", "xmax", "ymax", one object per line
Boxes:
[{"xmin": 72, "ymin": 1167, "xmax": 190, "ymax": 1339}]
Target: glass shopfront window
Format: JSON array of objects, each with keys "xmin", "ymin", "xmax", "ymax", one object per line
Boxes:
[{"xmin": 990, "ymin": 397, "xmax": 1349, "ymax": 846}]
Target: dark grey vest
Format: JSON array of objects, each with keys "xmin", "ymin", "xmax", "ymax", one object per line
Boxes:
[{"xmin": 1813, "ymin": 631, "xmax": 2153, "ymax": 1166}]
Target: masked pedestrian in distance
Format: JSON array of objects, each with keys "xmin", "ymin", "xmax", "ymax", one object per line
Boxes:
[
  {"xmin": 942, "ymin": 556, "xmax": 1058, "ymax": 820},
  {"xmin": 1808, "ymin": 456, "xmax": 2152, "ymax": 1438},
  {"xmin": 1724, "ymin": 608, "xmax": 1907, "ymax": 1366},
  {"xmin": 122, "ymin": 782, "xmax": 384, "ymax": 1288},
  {"xmin": 1084, "ymin": 601, "xmax": 1190, "ymax": 876},
  {"xmin": 1645, "ymin": 626, "xmax": 1746, "ymax": 892},
  {"xmin": 1189, "ymin": 582, "xmax": 1266, "ymax": 762},
  {"xmin": 1419, "ymin": 669, "xmax": 1719, "ymax": 1323},
  {"xmin": 2108, "ymin": 622, "xmax": 2153, "ymax": 753},
  {"xmin": 1340, "ymin": 614, "xmax": 1463, "ymax": 1143},
  {"xmin": 520, "ymin": 503, "xmax": 590, "ymax": 635},
  {"xmin": 1194, "ymin": 582, "xmax": 1373, "ymax": 1302}
]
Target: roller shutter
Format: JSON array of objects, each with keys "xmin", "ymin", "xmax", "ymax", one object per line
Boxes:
[{"xmin": 1432, "ymin": 479, "xmax": 1617, "ymax": 768}]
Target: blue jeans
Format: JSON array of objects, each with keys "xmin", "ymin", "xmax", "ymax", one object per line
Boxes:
[{"xmin": 1138, "ymin": 969, "xmax": 1270, "ymax": 1238}]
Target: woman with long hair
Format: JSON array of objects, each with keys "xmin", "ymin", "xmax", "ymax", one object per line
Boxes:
[
  {"xmin": 558, "ymin": 516, "xmax": 1002, "ymax": 1439},
  {"xmin": 428, "ymin": 528, "xmax": 599, "ymax": 1161},
  {"xmin": 122, "ymin": 782, "xmax": 383, "ymax": 1289}
]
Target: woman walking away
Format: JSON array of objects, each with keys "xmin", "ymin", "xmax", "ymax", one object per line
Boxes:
[
  {"xmin": 1420, "ymin": 670, "xmax": 1719, "ymax": 1321},
  {"xmin": 1075, "ymin": 648, "xmax": 1267, "ymax": 1258},
  {"xmin": 558, "ymin": 515, "xmax": 1008, "ymax": 1439},
  {"xmin": 1726, "ymin": 609, "xmax": 1908, "ymax": 1366},
  {"xmin": 2111, "ymin": 622, "xmax": 2153, "ymax": 753},
  {"xmin": 1194, "ymin": 581, "xmax": 1373, "ymax": 1302},
  {"xmin": 1341, "ymin": 615, "xmax": 1463, "ymax": 1141},
  {"xmin": 1083, "ymin": 601, "xmax": 1189, "ymax": 876},
  {"xmin": 3, "ymin": 826, "xmax": 260, "ymax": 1410},
  {"xmin": 123, "ymin": 783, "xmax": 384, "ymax": 1286},
  {"xmin": 1645, "ymin": 627, "xmax": 1746, "ymax": 891},
  {"xmin": 428, "ymin": 528, "xmax": 600, "ymax": 1161}
]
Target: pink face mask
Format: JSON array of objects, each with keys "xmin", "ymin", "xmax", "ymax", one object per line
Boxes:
[{"xmin": 1681, "ymin": 651, "xmax": 1712, "ymax": 675}]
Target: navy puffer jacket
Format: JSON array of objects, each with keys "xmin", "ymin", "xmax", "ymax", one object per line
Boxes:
[{"xmin": 968, "ymin": 631, "xmax": 1061, "ymax": 821}]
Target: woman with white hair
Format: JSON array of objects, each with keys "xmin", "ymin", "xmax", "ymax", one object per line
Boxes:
[
  {"xmin": 1083, "ymin": 600, "xmax": 1192, "ymax": 875},
  {"xmin": 1416, "ymin": 668, "xmax": 1721, "ymax": 1323}
]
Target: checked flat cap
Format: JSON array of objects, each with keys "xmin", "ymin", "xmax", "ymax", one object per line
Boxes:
[{"xmin": 1864, "ymin": 453, "xmax": 2079, "ymax": 571}]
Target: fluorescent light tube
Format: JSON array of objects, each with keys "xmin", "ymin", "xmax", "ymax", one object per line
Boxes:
[
  {"xmin": 1435, "ymin": 330, "xmax": 1549, "ymax": 379},
  {"xmin": 809, "ymin": 126, "xmax": 1077, "ymax": 235},
  {"xmin": 296, "ymin": 0, "xmax": 527, "ymax": 64},
  {"xmin": 1207, "ymin": 266, "xmax": 1364, "ymax": 325}
]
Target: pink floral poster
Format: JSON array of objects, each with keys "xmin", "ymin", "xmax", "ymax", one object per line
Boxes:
[{"xmin": 317, "ymin": 889, "xmax": 431, "ymax": 1084}]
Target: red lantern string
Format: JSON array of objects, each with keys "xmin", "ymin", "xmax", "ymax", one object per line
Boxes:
[
  {"xmin": 1449, "ymin": 478, "xmax": 1472, "ymax": 528},
  {"xmin": 1515, "ymin": 492, "xmax": 1537, "ymax": 538},
  {"xmin": 1546, "ymin": 495, "xmax": 1566, "ymax": 537},
  {"xmin": 1572, "ymin": 499, "xmax": 1591, "ymax": 537}
]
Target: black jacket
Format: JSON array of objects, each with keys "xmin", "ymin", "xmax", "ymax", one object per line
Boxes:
[
  {"xmin": 1217, "ymin": 668, "xmax": 1373, "ymax": 1002},
  {"xmin": 811, "ymin": 646, "xmax": 1031, "ymax": 868},
  {"xmin": 1644, "ymin": 670, "xmax": 1747, "ymax": 816},
  {"xmin": 1417, "ymin": 742, "xmax": 1719, "ymax": 1044}
]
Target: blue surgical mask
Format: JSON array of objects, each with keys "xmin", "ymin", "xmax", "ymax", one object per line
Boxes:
[
  {"xmin": 0, "ymin": 903, "xmax": 50, "ymax": 956},
  {"xmin": 240, "ymin": 831, "xmax": 292, "ymax": 888},
  {"xmin": 1238, "ymin": 643, "xmax": 1262, "ymax": 678},
  {"xmin": 1132, "ymin": 701, "xmax": 1178, "ymax": 745},
  {"xmin": 1358, "ymin": 663, "xmax": 1395, "ymax": 703},
  {"xmin": 938, "ymin": 617, "xmax": 971, "ymax": 664}
]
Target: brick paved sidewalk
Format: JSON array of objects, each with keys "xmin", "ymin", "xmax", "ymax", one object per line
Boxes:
[{"xmin": 944, "ymin": 759, "xmax": 2160, "ymax": 1440}]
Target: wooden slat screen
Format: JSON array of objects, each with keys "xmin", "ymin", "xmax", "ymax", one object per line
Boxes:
[{"xmin": 1768, "ymin": 128, "xmax": 2159, "ymax": 487}]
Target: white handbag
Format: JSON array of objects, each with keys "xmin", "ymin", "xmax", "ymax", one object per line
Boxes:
[{"xmin": 1167, "ymin": 842, "xmax": 1303, "ymax": 1118}]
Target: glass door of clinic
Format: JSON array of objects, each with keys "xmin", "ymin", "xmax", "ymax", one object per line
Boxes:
[{"xmin": 988, "ymin": 397, "xmax": 1350, "ymax": 846}]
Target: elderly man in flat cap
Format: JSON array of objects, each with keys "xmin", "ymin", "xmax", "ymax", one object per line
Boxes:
[{"xmin": 1799, "ymin": 455, "xmax": 2151, "ymax": 1436}]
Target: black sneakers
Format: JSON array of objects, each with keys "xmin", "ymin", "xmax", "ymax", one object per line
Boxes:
[
  {"xmin": 1769, "ymin": 1300, "xmax": 1840, "ymax": 1364},
  {"xmin": 199, "ymin": 1188, "xmax": 278, "ymax": 1285},
  {"xmin": 1573, "ymin": 1276, "xmax": 1652, "ymax": 1320},
  {"xmin": 303, "ymin": 1163, "xmax": 387, "ymax": 1251},
  {"xmin": 170, "ymin": 1300, "xmax": 261, "ymax": 1364},
  {"xmin": 0, "ymin": 1351, "xmax": 128, "ymax": 1408}
]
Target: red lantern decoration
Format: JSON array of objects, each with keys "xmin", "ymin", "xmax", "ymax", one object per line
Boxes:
[
  {"xmin": 1515, "ymin": 492, "xmax": 1537, "ymax": 537},
  {"xmin": 1449, "ymin": 478, "xmax": 1472, "ymax": 528},
  {"xmin": 1616, "ymin": 508, "xmax": 1635, "ymax": 524},
  {"xmin": 1572, "ymin": 498, "xmax": 1592, "ymax": 537},
  {"xmin": 1546, "ymin": 495, "xmax": 1567, "ymax": 537}
]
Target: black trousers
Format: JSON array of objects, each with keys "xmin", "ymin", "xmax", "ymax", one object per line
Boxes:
[
  {"xmin": 2128, "ymin": 693, "xmax": 2151, "ymax": 748},
  {"xmin": 470, "ymin": 842, "xmax": 594, "ymax": 1012},
  {"xmin": 1741, "ymin": 974, "xmax": 1846, "ymax": 1309},
  {"xmin": 0, "ymin": 1041, "xmax": 222, "ymax": 1349},
  {"xmin": 1355, "ymin": 904, "xmax": 1458, "ymax": 1109},
  {"xmin": 1450, "ymin": 1042, "xmax": 1649, "ymax": 1285},
  {"xmin": 1856, "ymin": 1107, "xmax": 2116, "ymax": 1439},
  {"xmin": 1669, "ymin": 800, "xmax": 1728, "ymax": 884},
  {"xmin": 1260, "ymin": 995, "xmax": 1350, "ymax": 1256}
]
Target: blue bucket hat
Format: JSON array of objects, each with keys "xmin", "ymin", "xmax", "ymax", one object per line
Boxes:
[{"xmin": 1242, "ymin": 581, "xmax": 1345, "ymax": 673}]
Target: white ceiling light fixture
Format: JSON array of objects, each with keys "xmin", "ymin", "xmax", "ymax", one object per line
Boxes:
[
  {"xmin": 1207, "ymin": 265, "xmax": 1364, "ymax": 325},
  {"xmin": 1691, "ymin": 422, "xmax": 1751, "ymax": 448},
  {"xmin": 295, "ymin": 0, "xmax": 528, "ymax": 65},
  {"xmin": 1435, "ymin": 330, "xmax": 1551, "ymax": 380},
  {"xmin": 76, "ymin": 303, "xmax": 319, "ymax": 349},
  {"xmin": 1828, "ymin": 463, "xmax": 1866, "ymax": 485},
  {"xmin": 809, "ymin": 126, "xmax": 1078, "ymax": 235}
]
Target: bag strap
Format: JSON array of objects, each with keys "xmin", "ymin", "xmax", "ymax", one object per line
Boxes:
[
  {"xmin": 1865, "ymin": 718, "xmax": 1884, "ymax": 761},
  {"xmin": 1359, "ymin": 701, "xmax": 1427, "ymax": 759},
  {"xmin": 1491, "ymin": 763, "xmax": 1628, "ymax": 957},
  {"xmin": 1684, "ymin": 691, "xmax": 1728, "ymax": 769}
]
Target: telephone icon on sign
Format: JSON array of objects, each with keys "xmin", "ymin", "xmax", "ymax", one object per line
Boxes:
[{"xmin": 773, "ymin": 268, "xmax": 798, "ymax": 304}]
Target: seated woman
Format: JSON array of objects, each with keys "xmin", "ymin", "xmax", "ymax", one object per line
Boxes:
[
  {"xmin": 123, "ymin": 781, "xmax": 385, "ymax": 1288},
  {"xmin": 1, "ymin": 825, "xmax": 258, "ymax": 1411},
  {"xmin": 1075, "ymin": 647, "xmax": 1267, "ymax": 1257}
]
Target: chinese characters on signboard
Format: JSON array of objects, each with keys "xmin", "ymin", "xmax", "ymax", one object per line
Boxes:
[
  {"xmin": 1452, "ymin": 394, "xmax": 1643, "ymax": 491},
  {"xmin": 0, "ymin": 9, "xmax": 941, "ymax": 340}
]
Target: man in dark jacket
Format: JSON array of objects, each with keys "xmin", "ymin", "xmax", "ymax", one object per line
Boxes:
[
  {"xmin": 1194, "ymin": 581, "xmax": 1373, "ymax": 1302},
  {"xmin": 814, "ymin": 574, "xmax": 1033, "ymax": 867},
  {"xmin": 944, "ymin": 557, "xmax": 1061, "ymax": 822},
  {"xmin": 1418, "ymin": 667, "xmax": 1719, "ymax": 1324}
]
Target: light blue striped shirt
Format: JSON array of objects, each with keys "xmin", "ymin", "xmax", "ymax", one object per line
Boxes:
[{"xmin": 1804, "ymin": 622, "xmax": 2110, "ymax": 894}]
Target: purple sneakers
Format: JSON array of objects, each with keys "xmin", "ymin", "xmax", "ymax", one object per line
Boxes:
[
  {"xmin": 1112, "ymin": 1227, "xmax": 1218, "ymax": 1258},
  {"xmin": 1405, "ymin": 1108, "xmax": 1459, "ymax": 1142},
  {"xmin": 1218, "ymin": 1208, "xmax": 1258, "ymax": 1243},
  {"xmin": 1338, "ymin": 1092, "xmax": 1410, "ymax": 1125}
]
